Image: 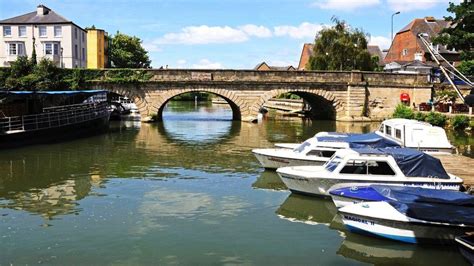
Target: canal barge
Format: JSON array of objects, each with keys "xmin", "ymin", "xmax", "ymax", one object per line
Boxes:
[{"xmin": 0, "ymin": 90, "xmax": 110, "ymax": 148}]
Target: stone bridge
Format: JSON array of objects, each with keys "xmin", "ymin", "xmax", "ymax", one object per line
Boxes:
[{"xmin": 90, "ymin": 69, "xmax": 432, "ymax": 122}]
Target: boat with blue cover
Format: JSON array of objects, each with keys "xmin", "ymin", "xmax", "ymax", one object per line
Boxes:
[
  {"xmin": 337, "ymin": 186, "xmax": 474, "ymax": 244},
  {"xmin": 252, "ymin": 132, "xmax": 400, "ymax": 169},
  {"xmin": 276, "ymin": 147, "xmax": 463, "ymax": 197}
]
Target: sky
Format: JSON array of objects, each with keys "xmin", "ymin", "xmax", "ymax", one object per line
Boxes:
[{"xmin": 0, "ymin": 0, "xmax": 461, "ymax": 69}]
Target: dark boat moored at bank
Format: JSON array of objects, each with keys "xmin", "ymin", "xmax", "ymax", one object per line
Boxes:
[{"xmin": 0, "ymin": 90, "xmax": 110, "ymax": 148}]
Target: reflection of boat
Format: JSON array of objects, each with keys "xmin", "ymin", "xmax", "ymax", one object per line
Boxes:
[
  {"xmin": 339, "ymin": 199, "xmax": 474, "ymax": 244},
  {"xmin": 277, "ymin": 148, "xmax": 463, "ymax": 197},
  {"xmin": 455, "ymin": 234, "xmax": 474, "ymax": 265},
  {"xmin": 338, "ymin": 231, "xmax": 466, "ymax": 265},
  {"xmin": 251, "ymin": 171, "xmax": 287, "ymax": 191},
  {"xmin": 275, "ymin": 194, "xmax": 337, "ymax": 225},
  {"xmin": 253, "ymin": 132, "xmax": 397, "ymax": 170},
  {"xmin": 274, "ymin": 118, "xmax": 454, "ymax": 154},
  {"xmin": 0, "ymin": 90, "xmax": 110, "ymax": 148}
]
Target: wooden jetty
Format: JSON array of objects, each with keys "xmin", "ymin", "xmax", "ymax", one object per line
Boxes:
[{"xmin": 434, "ymin": 154, "xmax": 474, "ymax": 192}]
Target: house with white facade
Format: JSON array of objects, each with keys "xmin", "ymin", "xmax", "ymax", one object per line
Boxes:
[{"xmin": 0, "ymin": 5, "xmax": 87, "ymax": 68}]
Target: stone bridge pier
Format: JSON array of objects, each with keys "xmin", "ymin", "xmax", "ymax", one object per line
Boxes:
[{"xmin": 91, "ymin": 70, "xmax": 433, "ymax": 122}]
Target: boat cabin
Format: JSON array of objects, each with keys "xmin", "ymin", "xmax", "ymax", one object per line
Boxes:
[{"xmin": 375, "ymin": 119, "xmax": 453, "ymax": 153}]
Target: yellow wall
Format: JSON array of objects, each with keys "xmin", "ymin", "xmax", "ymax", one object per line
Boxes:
[{"xmin": 87, "ymin": 29, "xmax": 107, "ymax": 69}]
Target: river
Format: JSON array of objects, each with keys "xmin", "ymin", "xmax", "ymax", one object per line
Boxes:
[{"xmin": 0, "ymin": 101, "xmax": 471, "ymax": 265}]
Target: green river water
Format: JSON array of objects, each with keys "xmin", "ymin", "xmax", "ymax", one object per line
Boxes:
[{"xmin": 0, "ymin": 101, "xmax": 472, "ymax": 265}]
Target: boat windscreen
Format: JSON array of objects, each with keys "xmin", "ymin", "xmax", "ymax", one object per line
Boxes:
[
  {"xmin": 325, "ymin": 156, "xmax": 342, "ymax": 172},
  {"xmin": 293, "ymin": 141, "xmax": 311, "ymax": 153}
]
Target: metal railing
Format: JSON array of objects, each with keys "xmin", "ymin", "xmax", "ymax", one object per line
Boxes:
[{"xmin": 0, "ymin": 102, "xmax": 109, "ymax": 133}]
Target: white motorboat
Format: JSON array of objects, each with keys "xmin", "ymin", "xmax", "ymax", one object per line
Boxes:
[
  {"xmin": 276, "ymin": 148, "xmax": 463, "ymax": 197},
  {"xmin": 253, "ymin": 132, "xmax": 398, "ymax": 170},
  {"xmin": 274, "ymin": 118, "xmax": 454, "ymax": 154},
  {"xmin": 339, "ymin": 200, "xmax": 474, "ymax": 244}
]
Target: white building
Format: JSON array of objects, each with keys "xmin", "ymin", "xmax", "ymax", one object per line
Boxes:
[{"xmin": 0, "ymin": 5, "xmax": 87, "ymax": 68}]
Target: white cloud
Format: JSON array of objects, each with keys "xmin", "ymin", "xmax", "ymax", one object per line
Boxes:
[
  {"xmin": 369, "ymin": 35, "xmax": 392, "ymax": 50},
  {"xmin": 239, "ymin": 24, "xmax": 273, "ymax": 38},
  {"xmin": 142, "ymin": 42, "xmax": 162, "ymax": 52},
  {"xmin": 156, "ymin": 25, "xmax": 272, "ymax": 45},
  {"xmin": 274, "ymin": 22, "xmax": 324, "ymax": 39},
  {"xmin": 313, "ymin": 0, "xmax": 380, "ymax": 10},
  {"xmin": 192, "ymin": 59, "xmax": 224, "ymax": 69},
  {"xmin": 386, "ymin": 0, "xmax": 455, "ymax": 12}
]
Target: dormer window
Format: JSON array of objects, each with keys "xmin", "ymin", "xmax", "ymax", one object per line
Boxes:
[{"xmin": 402, "ymin": 49, "xmax": 408, "ymax": 56}]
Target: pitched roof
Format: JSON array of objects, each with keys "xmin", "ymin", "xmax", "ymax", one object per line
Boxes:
[
  {"xmin": 298, "ymin": 43, "xmax": 314, "ymax": 70},
  {"xmin": 254, "ymin": 62, "xmax": 295, "ymax": 71},
  {"xmin": 367, "ymin": 45, "xmax": 385, "ymax": 66},
  {"xmin": 0, "ymin": 5, "xmax": 84, "ymax": 30}
]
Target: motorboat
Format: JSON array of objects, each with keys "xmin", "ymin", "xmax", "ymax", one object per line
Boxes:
[
  {"xmin": 329, "ymin": 185, "xmax": 473, "ymax": 208},
  {"xmin": 276, "ymin": 148, "xmax": 463, "ymax": 197},
  {"xmin": 252, "ymin": 132, "xmax": 399, "ymax": 170},
  {"xmin": 455, "ymin": 234, "xmax": 474, "ymax": 264},
  {"xmin": 338, "ymin": 195, "xmax": 474, "ymax": 244},
  {"xmin": 273, "ymin": 118, "xmax": 454, "ymax": 154}
]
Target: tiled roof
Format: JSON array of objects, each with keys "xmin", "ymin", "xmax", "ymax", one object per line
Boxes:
[
  {"xmin": 254, "ymin": 62, "xmax": 295, "ymax": 71},
  {"xmin": 0, "ymin": 5, "xmax": 73, "ymax": 25},
  {"xmin": 367, "ymin": 45, "xmax": 385, "ymax": 66},
  {"xmin": 298, "ymin": 43, "xmax": 314, "ymax": 70}
]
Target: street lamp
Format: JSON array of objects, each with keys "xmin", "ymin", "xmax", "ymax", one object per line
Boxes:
[{"xmin": 391, "ymin": 11, "xmax": 401, "ymax": 41}]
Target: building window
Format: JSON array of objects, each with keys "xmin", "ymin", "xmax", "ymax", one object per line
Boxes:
[
  {"xmin": 74, "ymin": 44, "xmax": 78, "ymax": 59},
  {"xmin": 82, "ymin": 47, "xmax": 85, "ymax": 60},
  {"xmin": 19, "ymin": 26, "xmax": 27, "ymax": 37},
  {"xmin": 44, "ymin": 42, "xmax": 60, "ymax": 55},
  {"xmin": 82, "ymin": 32, "xmax": 85, "ymax": 42},
  {"xmin": 39, "ymin": 26, "xmax": 47, "ymax": 37},
  {"xmin": 3, "ymin": 26, "xmax": 11, "ymax": 36},
  {"xmin": 8, "ymin": 42, "xmax": 25, "ymax": 55},
  {"xmin": 402, "ymin": 48, "xmax": 408, "ymax": 56},
  {"xmin": 54, "ymin": 26, "xmax": 62, "ymax": 37},
  {"xmin": 74, "ymin": 28, "xmax": 78, "ymax": 39}
]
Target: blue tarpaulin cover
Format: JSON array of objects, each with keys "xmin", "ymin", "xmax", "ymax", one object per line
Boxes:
[
  {"xmin": 352, "ymin": 147, "xmax": 450, "ymax": 179},
  {"xmin": 316, "ymin": 132, "xmax": 400, "ymax": 148},
  {"xmin": 0, "ymin": 90, "xmax": 107, "ymax": 95}
]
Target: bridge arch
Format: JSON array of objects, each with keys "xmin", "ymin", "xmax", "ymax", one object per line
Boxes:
[
  {"xmin": 100, "ymin": 86, "xmax": 150, "ymax": 119},
  {"xmin": 150, "ymin": 89, "xmax": 244, "ymax": 121},
  {"xmin": 253, "ymin": 89, "xmax": 345, "ymax": 120}
]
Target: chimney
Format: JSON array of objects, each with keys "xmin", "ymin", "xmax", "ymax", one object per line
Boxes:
[
  {"xmin": 37, "ymin": 5, "xmax": 50, "ymax": 16},
  {"xmin": 424, "ymin": 16, "xmax": 436, "ymax": 22}
]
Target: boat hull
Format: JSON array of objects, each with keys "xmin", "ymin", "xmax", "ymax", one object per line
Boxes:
[
  {"xmin": 252, "ymin": 151, "xmax": 326, "ymax": 169},
  {"xmin": 341, "ymin": 211, "xmax": 472, "ymax": 244},
  {"xmin": 0, "ymin": 115, "xmax": 109, "ymax": 149},
  {"xmin": 277, "ymin": 172, "xmax": 462, "ymax": 197}
]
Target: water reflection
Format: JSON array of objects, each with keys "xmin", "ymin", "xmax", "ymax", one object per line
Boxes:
[
  {"xmin": 276, "ymin": 194, "xmax": 337, "ymax": 226},
  {"xmin": 251, "ymin": 171, "xmax": 287, "ymax": 191}
]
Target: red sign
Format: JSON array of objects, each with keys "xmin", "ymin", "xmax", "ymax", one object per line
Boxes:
[{"xmin": 400, "ymin": 93, "xmax": 410, "ymax": 102}]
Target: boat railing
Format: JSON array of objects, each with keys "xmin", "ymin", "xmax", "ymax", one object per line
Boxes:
[{"xmin": 0, "ymin": 102, "xmax": 109, "ymax": 133}]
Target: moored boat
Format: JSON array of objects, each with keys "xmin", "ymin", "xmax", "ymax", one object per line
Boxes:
[
  {"xmin": 455, "ymin": 234, "xmax": 474, "ymax": 264},
  {"xmin": 276, "ymin": 148, "xmax": 463, "ymax": 197},
  {"xmin": 0, "ymin": 90, "xmax": 110, "ymax": 148}
]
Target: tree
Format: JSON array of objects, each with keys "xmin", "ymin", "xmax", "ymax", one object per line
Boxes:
[
  {"xmin": 307, "ymin": 17, "xmax": 374, "ymax": 71},
  {"xmin": 109, "ymin": 31, "xmax": 151, "ymax": 68},
  {"xmin": 433, "ymin": 1, "xmax": 473, "ymax": 75}
]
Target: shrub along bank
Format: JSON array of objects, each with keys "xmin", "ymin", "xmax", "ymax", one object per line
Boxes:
[{"xmin": 392, "ymin": 103, "xmax": 471, "ymax": 131}]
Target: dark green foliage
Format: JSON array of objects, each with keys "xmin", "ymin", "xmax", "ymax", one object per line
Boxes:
[
  {"xmin": 0, "ymin": 67, "xmax": 11, "ymax": 88},
  {"xmin": 425, "ymin": 112, "xmax": 448, "ymax": 127},
  {"xmin": 413, "ymin": 112, "xmax": 426, "ymax": 121},
  {"xmin": 392, "ymin": 103, "xmax": 414, "ymax": 119},
  {"xmin": 172, "ymin": 92, "xmax": 212, "ymax": 101},
  {"xmin": 433, "ymin": 1, "xmax": 474, "ymax": 61},
  {"xmin": 109, "ymin": 31, "xmax": 151, "ymax": 68},
  {"xmin": 307, "ymin": 17, "xmax": 375, "ymax": 71},
  {"xmin": 276, "ymin": 93, "xmax": 301, "ymax": 100},
  {"xmin": 30, "ymin": 44, "xmax": 37, "ymax": 66},
  {"xmin": 451, "ymin": 115, "xmax": 470, "ymax": 131},
  {"xmin": 457, "ymin": 60, "xmax": 474, "ymax": 76}
]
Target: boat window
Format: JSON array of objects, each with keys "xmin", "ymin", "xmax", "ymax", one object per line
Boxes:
[
  {"xmin": 321, "ymin": 150, "xmax": 336, "ymax": 158},
  {"xmin": 294, "ymin": 141, "xmax": 311, "ymax": 153},
  {"xmin": 324, "ymin": 156, "xmax": 342, "ymax": 172},
  {"xmin": 367, "ymin": 161, "xmax": 396, "ymax": 175},
  {"xmin": 395, "ymin": 129, "xmax": 402, "ymax": 139},
  {"xmin": 306, "ymin": 150, "xmax": 322, "ymax": 157},
  {"xmin": 379, "ymin": 124, "xmax": 384, "ymax": 133},
  {"xmin": 340, "ymin": 160, "xmax": 367, "ymax": 175},
  {"xmin": 385, "ymin": 125, "xmax": 392, "ymax": 136}
]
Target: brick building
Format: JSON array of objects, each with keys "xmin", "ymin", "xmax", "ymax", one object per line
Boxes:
[{"xmin": 384, "ymin": 17, "xmax": 460, "ymax": 66}]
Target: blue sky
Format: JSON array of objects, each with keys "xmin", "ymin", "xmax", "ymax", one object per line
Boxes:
[{"xmin": 0, "ymin": 0, "xmax": 459, "ymax": 69}]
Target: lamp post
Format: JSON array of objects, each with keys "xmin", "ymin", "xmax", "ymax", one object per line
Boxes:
[{"xmin": 391, "ymin": 11, "xmax": 401, "ymax": 41}]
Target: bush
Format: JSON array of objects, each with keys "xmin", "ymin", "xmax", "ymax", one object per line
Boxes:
[
  {"xmin": 392, "ymin": 103, "xmax": 414, "ymax": 119},
  {"xmin": 425, "ymin": 112, "xmax": 447, "ymax": 127},
  {"xmin": 451, "ymin": 115, "xmax": 470, "ymax": 131},
  {"xmin": 413, "ymin": 112, "xmax": 426, "ymax": 121}
]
